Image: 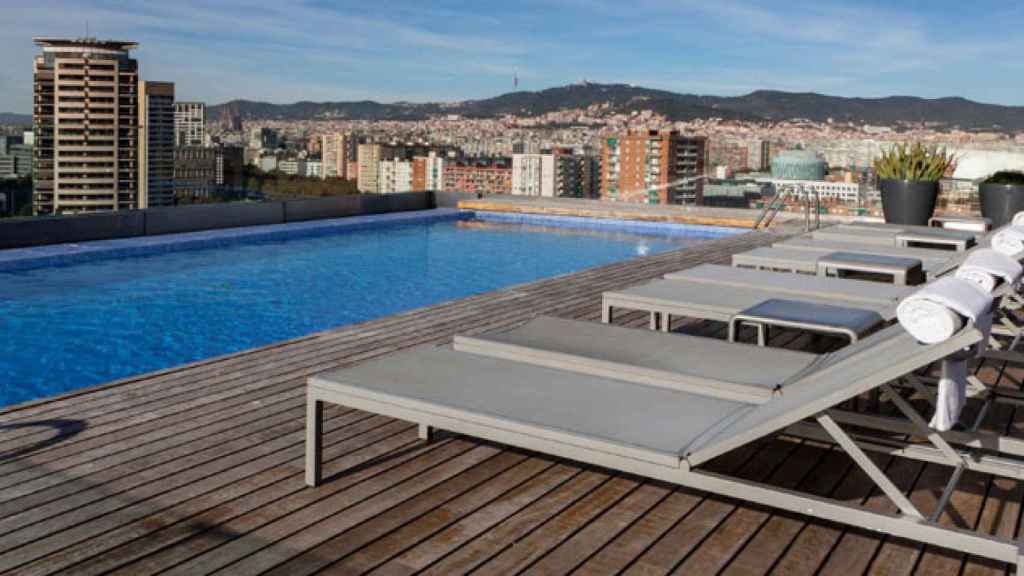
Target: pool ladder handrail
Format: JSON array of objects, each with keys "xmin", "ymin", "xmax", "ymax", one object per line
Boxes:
[{"xmin": 754, "ymin": 184, "xmax": 821, "ymax": 232}]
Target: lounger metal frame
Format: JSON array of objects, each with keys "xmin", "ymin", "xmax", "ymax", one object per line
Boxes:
[
  {"xmin": 306, "ymin": 378, "xmax": 1024, "ymax": 571},
  {"xmin": 305, "ymin": 321, "xmax": 1024, "ymax": 571}
]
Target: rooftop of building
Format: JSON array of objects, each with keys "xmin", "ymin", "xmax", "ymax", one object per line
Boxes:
[{"xmin": 33, "ymin": 37, "xmax": 138, "ymax": 51}]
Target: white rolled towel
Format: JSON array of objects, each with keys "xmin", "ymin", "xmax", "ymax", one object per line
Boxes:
[
  {"xmin": 955, "ymin": 249, "xmax": 1024, "ymax": 293},
  {"xmin": 1012, "ymin": 212, "xmax": 1024, "ymax": 226},
  {"xmin": 991, "ymin": 226, "xmax": 1024, "ymax": 257},
  {"xmin": 896, "ymin": 276, "xmax": 993, "ymax": 344},
  {"xmin": 931, "ymin": 357, "xmax": 968, "ymax": 431}
]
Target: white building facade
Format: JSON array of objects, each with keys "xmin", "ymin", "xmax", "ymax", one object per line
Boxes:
[
  {"xmin": 379, "ymin": 158, "xmax": 413, "ymax": 194},
  {"xmin": 511, "ymin": 153, "xmax": 555, "ymax": 197}
]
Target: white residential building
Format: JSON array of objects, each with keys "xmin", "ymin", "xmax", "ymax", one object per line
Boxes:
[
  {"xmin": 762, "ymin": 178, "xmax": 865, "ymax": 205},
  {"xmin": 304, "ymin": 160, "xmax": 322, "ymax": 178},
  {"xmin": 511, "ymin": 153, "xmax": 555, "ymax": 197},
  {"xmin": 174, "ymin": 102, "xmax": 206, "ymax": 147},
  {"xmin": 278, "ymin": 159, "xmax": 304, "ymax": 176},
  {"xmin": 379, "ymin": 158, "xmax": 413, "ymax": 194}
]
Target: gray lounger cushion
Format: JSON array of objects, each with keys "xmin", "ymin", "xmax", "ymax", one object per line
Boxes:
[
  {"xmin": 665, "ymin": 264, "xmax": 911, "ymax": 305},
  {"xmin": 603, "ymin": 278, "xmax": 898, "ymax": 321}
]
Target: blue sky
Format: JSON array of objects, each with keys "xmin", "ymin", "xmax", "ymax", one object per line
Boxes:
[{"xmin": 2, "ymin": 0, "xmax": 1023, "ymax": 112}]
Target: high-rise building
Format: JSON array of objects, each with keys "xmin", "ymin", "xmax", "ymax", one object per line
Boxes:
[
  {"xmin": 215, "ymin": 145, "xmax": 244, "ymax": 193},
  {"xmin": 411, "ymin": 151, "xmax": 446, "ymax": 191},
  {"xmin": 600, "ymin": 130, "xmax": 706, "ymax": 205},
  {"xmin": 138, "ymin": 80, "xmax": 175, "ymax": 208},
  {"xmin": 511, "ymin": 153, "xmax": 555, "ymax": 197},
  {"xmin": 747, "ymin": 139, "xmax": 771, "ymax": 172},
  {"xmin": 321, "ymin": 132, "xmax": 359, "ymax": 179},
  {"xmin": 379, "ymin": 157, "xmax": 413, "ymax": 193},
  {"xmin": 32, "ymin": 38, "xmax": 140, "ymax": 214},
  {"xmin": 553, "ymin": 151, "xmax": 599, "ymax": 199},
  {"xmin": 356, "ymin": 143, "xmax": 401, "ymax": 193},
  {"xmin": 513, "ymin": 149, "xmax": 601, "ymax": 198},
  {"xmin": 174, "ymin": 101, "xmax": 206, "ymax": 147}
]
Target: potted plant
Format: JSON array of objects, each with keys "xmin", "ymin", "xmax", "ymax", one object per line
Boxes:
[
  {"xmin": 872, "ymin": 143, "xmax": 956, "ymax": 225},
  {"xmin": 979, "ymin": 171, "xmax": 1024, "ymax": 227}
]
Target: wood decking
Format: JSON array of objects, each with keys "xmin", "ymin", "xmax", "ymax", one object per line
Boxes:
[{"xmin": 0, "ymin": 228, "xmax": 1020, "ymax": 575}]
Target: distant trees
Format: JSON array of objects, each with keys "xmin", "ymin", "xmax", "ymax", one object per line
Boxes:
[{"xmin": 243, "ymin": 166, "xmax": 358, "ymax": 199}]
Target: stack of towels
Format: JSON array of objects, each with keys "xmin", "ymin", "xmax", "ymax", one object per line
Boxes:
[
  {"xmin": 895, "ymin": 213, "xmax": 1024, "ymax": 430},
  {"xmin": 990, "ymin": 213, "xmax": 1024, "ymax": 257}
]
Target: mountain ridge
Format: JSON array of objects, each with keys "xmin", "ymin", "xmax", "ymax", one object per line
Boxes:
[
  {"xmin": 0, "ymin": 113, "xmax": 31, "ymax": 126},
  {"xmin": 208, "ymin": 83, "xmax": 1024, "ymax": 131}
]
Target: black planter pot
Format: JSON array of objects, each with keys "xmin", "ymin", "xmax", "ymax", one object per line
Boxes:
[
  {"xmin": 879, "ymin": 179, "xmax": 939, "ymax": 225},
  {"xmin": 979, "ymin": 183, "xmax": 1024, "ymax": 228}
]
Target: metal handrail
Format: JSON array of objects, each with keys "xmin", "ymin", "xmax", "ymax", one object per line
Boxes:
[{"xmin": 756, "ymin": 184, "xmax": 822, "ymax": 232}]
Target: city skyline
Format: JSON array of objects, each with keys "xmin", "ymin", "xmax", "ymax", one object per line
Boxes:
[{"xmin": 3, "ymin": 0, "xmax": 1024, "ymax": 114}]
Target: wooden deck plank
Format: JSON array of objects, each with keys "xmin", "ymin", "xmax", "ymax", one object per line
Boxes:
[
  {"xmin": 14, "ymin": 421, "xmax": 420, "ymax": 576},
  {"xmin": 0, "ymin": 412, "xmax": 398, "ymax": 574},
  {"xmin": 363, "ymin": 464, "xmax": 582, "ymax": 576},
  {"xmin": 619, "ymin": 438, "xmax": 804, "ymax": 575},
  {"xmin": 671, "ymin": 442, "xmax": 840, "ymax": 575},
  {"xmin": 279, "ymin": 455, "xmax": 554, "ymax": 576}
]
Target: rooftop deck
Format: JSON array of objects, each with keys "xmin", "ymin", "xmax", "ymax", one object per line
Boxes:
[{"xmin": 0, "ymin": 227, "xmax": 1020, "ymax": 575}]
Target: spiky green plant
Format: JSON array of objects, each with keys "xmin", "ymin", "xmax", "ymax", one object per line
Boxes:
[{"xmin": 873, "ymin": 143, "xmax": 956, "ymax": 182}]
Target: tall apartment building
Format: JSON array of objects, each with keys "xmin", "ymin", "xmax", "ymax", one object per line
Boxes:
[
  {"xmin": 321, "ymin": 132, "xmax": 359, "ymax": 179},
  {"xmin": 138, "ymin": 80, "xmax": 175, "ymax": 208},
  {"xmin": 174, "ymin": 101, "xmax": 206, "ymax": 147},
  {"xmin": 412, "ymin": 151, "xmax": 446, "ymax": 191},
  {"xmin": 511, "ymin": 153, "xmax": 555, "ymax": 197},
  {"xmin": 747, "ymin": 139, "xmax": 771, "ymax": 172},
  {"xmin": 512, "ymin": 149, "xmax": 599, "ymax": 199},
  {"xmin": 32, "ymin": 38, "xmax": 140, "ymax": 215},
  {"xmin": 601, "ymin": 130, "xmax": 706, "ymax": 205},
  {"xmin": 356, "ymin": 143, "xmax": 402, "ymax": 193},
  {"xmin": 379, "ymin": 158, "xmax": 413, "ymax": 193},
  {"xmin": 553, "ymin": 151, "xmax": 599, "ymax": 199},
  {"xmin": 215, "ymin": 146, "xmax": 244, "ymax": 194}
]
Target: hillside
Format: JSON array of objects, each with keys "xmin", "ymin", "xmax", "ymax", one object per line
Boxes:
[
  {"xmin": 208, "ymin": 83, "xmax": 1024, "ymax": 131},
  {"xmin": 0, "ymin": 113, "xmax": 31, "ymax": 126}
]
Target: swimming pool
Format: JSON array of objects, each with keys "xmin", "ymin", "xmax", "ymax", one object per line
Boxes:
[{"xmin": 0, "ymin": 209, "xmax": 741, "ymax": 407}]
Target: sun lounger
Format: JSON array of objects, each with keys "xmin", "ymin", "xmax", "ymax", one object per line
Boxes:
[
  {"xmin": 601, "ymin": 278, "xmax": 896, "ymax": 334},
  {"xmin": 665, "ymin": 264, "xmax": 913, "ymax": 305},
  {"xmin": 305, "ymin": 315, "xmax": 1024, "ymax": 571},
  {"xmin": 733, "ymin": 246, "xmax": 948, "ymax": 281},
  {"xmin": 812, "ymin": 226, "xmax": 976, "ymax": 251},
  {"xmin": 777, "ymin": 237, "xmax": 964, "ymax": 264}
]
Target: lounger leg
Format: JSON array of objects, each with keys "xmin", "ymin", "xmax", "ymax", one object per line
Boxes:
[
  {"xmin": 602, "ymin": 304, "xmax": 613, "ymax": 324},
  {"xmin": 305, "ymin": 396, "xmax": 324, "ymax": 487},
  {"xmin": 650, "ymin": 312, "xmax": 660, "ymax": 331},
  {"xmin": 419, "ymin": 423, "xmax": 434, "ymax": 442}
]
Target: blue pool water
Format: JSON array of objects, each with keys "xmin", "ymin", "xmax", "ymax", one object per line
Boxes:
[{"xmin": 0, "ymin": 211, "xmax": 738, "ymax": 407}]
